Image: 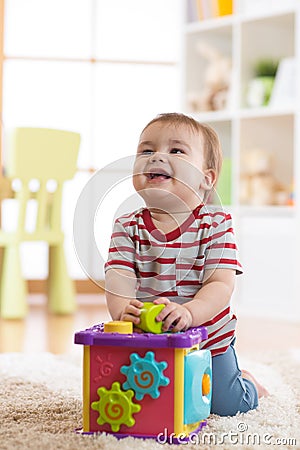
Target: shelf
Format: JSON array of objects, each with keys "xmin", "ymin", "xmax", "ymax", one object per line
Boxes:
[
  {"xmin": 189, "ymin": 107, "xmax": 296, "ymax": 122},
  {"xmin": 183, "ymin": 0, "xmax": 300, "ymax": 311},
  {"xmin": 239, "ymin": 7, "xmax": 298, "ymax": 24},
  {"xmin": 186, "ymin": 15, "xmax": 235, "ymax": 33},
  {"xmin": 183, "ymin": 0, "xmax": 298, "ymax": 210},
  {"xmin": 238, "ymin": 205, "xmax": 295, "ymax": 217},
  {"xmin": 186, "ymin": 5, "xmax": 298, "ymax": 32},
  {"xmin": 189, "ymin": 109, "xmax": 234, "ymax": 123},
  {"xmin": 239, "ymin": 106, "xmax": 296, "ymax": 119}
]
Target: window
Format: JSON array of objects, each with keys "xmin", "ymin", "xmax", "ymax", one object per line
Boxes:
[{"xmin": 1, "ymin": 0, "xmax": 182, "ymax": 279}]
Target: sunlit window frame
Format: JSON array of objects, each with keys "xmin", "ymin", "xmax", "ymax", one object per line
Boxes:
[
  {"xmin": 0, "ymin": 0, "xmax": 180, "ymax": 282},
  {"xmin": 0, "ymin": 0, "xmax": 177, "ymax": 174}
]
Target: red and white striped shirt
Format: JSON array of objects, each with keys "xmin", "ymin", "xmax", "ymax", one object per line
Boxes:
[{"xmin": 105, "ymin": 204, "xmax": 242, "ymax": 356}]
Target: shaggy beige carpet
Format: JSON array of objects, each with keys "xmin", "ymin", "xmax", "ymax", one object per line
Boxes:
[{"xmin": 0, "ymin": 350, "xmax": 299, "ymax": 450}]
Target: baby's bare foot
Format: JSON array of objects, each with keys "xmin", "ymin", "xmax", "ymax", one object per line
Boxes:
[{"xmin": 242, "ymin": 369, "xmax": 270, "ymax": 398}]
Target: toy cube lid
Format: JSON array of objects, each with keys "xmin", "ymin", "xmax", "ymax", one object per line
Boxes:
[{"xmin": 74, "ymin": 323, "xmax": 208, "ymax": 348}]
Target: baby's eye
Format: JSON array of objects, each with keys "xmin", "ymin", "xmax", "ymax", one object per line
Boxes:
[
  {"xmin": 141, "ymin": 149, "xmax": 154, "ymax": 155},
  {"xmin": 170, "ymin": 148, "xmax": 184, "ymax": 154}
]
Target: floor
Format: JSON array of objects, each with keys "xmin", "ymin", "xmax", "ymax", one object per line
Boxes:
[{"xmin": 0, "ymin": 294, "xmax": 300, "ymax": 357}]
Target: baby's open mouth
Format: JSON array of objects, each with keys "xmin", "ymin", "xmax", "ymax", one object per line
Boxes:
[{"xmin": 146, "ymin": 172, "xmax": 171, "ymax": 180}]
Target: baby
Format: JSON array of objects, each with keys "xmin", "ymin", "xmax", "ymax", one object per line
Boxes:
[{"xmin": 105, "ymin": 112, "xmax": 268, "ymax": 416}]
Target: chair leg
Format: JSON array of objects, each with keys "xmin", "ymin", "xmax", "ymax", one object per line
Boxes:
[
  {"xmin": 48, "ymin": 244, "xmax": 76, "ymax": 314},
  {"xmin": 0, "ymin": 245, "xmax": 28, "ymax": 319}
]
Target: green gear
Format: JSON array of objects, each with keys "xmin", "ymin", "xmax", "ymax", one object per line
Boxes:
[{"xmin": 91, "ymin": 381, "xmax": 141, "ymax": 432}]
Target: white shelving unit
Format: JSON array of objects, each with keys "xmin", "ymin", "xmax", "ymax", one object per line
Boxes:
[{"xmin": 183, "ymin": 1, "xmax": 300, "ymax": 319}]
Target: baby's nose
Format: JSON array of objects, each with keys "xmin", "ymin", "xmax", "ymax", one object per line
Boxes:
[{"xmin": 149, "ymin": 152, "xmax": 167, "ymax": 163}]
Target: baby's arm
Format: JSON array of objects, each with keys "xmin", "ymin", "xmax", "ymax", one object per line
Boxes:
[
  {"xmin": 185, "ymin": 268, "xmax": 235, "ymax": 325},
  {"xmin": 105, "ymin": 268, "xmax": 143, "ymax": 326},
  {"xmin": 155, "ymin": 268, "xmax": 235, "ymax": 332}
]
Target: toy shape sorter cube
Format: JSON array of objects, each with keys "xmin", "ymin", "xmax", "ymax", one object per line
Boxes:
[{"xmin": 74, "ymin": 313, "xmax": 212, "ymax": 442}]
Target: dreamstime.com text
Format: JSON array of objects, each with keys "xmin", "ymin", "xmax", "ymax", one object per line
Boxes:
[{"xmin": 156, "ymin": 423, "xmax": 297, "ymax": 446}]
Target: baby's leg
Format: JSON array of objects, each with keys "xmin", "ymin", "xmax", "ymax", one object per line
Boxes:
[{"xmin": 211, "ymin": 343, "xmax": 259, "ymax": 416}]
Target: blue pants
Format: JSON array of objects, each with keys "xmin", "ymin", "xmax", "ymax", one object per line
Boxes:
[{"xmin": 211, "ymin": 342, "xmax": 258, "ymax": 416}]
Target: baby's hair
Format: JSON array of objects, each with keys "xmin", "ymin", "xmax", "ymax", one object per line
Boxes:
[{"xmin": 141, "ymin": 112, "xmax": 223, "ymax": 184}]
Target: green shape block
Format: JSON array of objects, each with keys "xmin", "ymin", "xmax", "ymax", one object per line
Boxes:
[{"xmin": 136, "ymin": 302, "xmax": 165, "ymax": 334}]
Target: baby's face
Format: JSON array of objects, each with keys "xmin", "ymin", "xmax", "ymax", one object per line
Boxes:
[{"xmin": 133, "ymin": 121, "xmax": 213, "ymax": 212}]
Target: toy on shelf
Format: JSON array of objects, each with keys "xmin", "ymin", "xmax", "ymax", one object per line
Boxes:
[
  {"xmin": 187, "ymin": 41, "xmax": 232, "ymax": 112},
  {"xmin": 239, "ymin": 148, "xmax": 289, "ymax": 206},
  {"xmin": 74, "ymin": 306, "xmax": 212, "ymax": 444}
]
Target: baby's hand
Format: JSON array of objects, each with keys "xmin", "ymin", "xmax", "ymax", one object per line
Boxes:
[
  {"xmin": 153, "ymin": 298, "xmax": 193, "ymax": 332},
  {"xmin": 120, "ymin": 299, "xmax": 144, "ymax": 326}
]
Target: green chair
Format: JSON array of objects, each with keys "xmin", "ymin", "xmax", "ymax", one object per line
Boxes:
[{"xmin": 0, "ymin": 127, "xmax": 81, "ymax": 318}]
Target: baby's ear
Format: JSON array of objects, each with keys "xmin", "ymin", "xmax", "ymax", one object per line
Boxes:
[{"xmin": 200, "ymin": 169, "xmax": 217, "ymax": 191}]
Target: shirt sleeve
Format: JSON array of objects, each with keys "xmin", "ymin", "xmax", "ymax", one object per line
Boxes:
[
  {"xmin": 104, "ymin": 218, "xmax": 136, "ymax": 273},
  {"xmin": 204, "ymin": 212, "xmax": 243, "ymax": 274}
]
